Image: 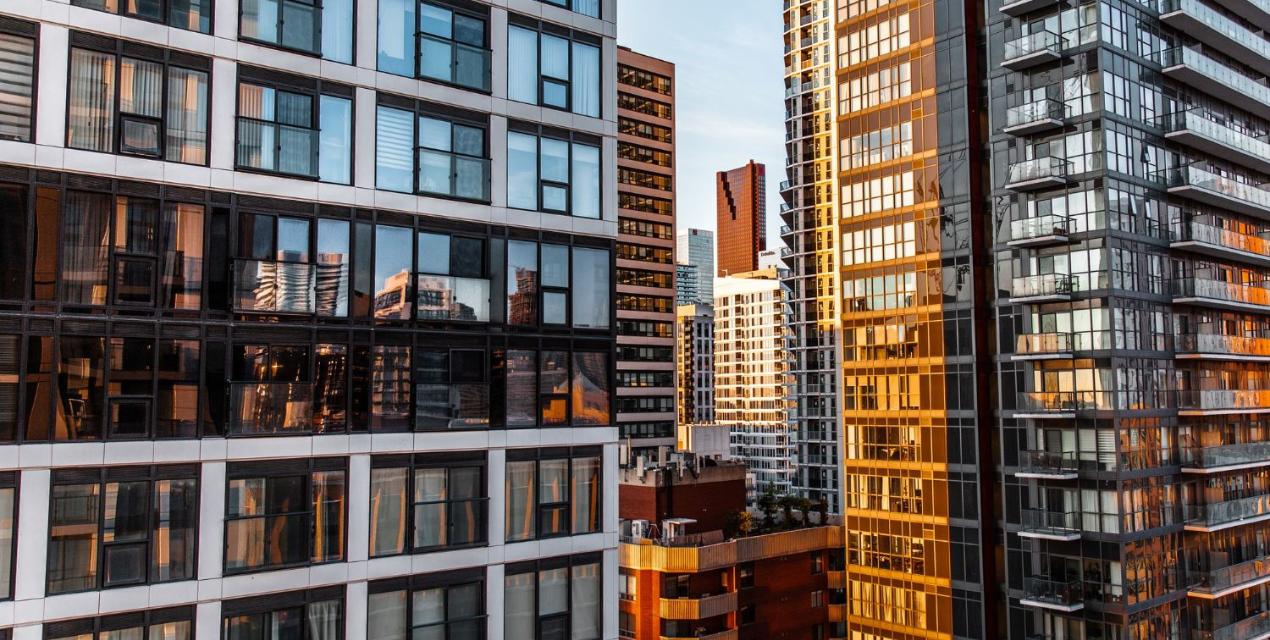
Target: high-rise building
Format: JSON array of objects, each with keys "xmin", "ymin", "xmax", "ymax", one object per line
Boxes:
[
  {"xmin": 675, "ymin": 303, "xmax": 714, "ymax": 426},
  {"xmin": 716, "ymin": 160, "xmax": 767, "ymax": 276},
  {"xmin": 675, "ymin": 262, "xmax": 700, "ymax": 306},
  {"xmin": 676, "ymin": 228, "xmax": 715, "ymax": 303},
  {"xmin": 617, "ymin": 47, "xmax": 677, "ymax": 456},
  {"xmin": 0, "ymin": 1, "xmax": 619, "ymax": 639},
  {"xmin": 714, "ymin": 269, "xmax": 795, "ymax": 500}
]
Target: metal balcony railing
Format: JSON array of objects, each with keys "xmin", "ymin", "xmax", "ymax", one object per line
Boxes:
[
  {"xmin": 1003, "ymin": 31, "xmax": 1064, "ymax": 68},
  {"xmin": 1173, "ymin": 278, "xmax": 1270, "ymax": 309},
  {"xmin": 1018, "ymin": 450, "xmax": 1078, "ymax": 477},
  {"xmin": 1157, "ymin": 164, "xmax": 1270, "ymax": 217},
  {"xmin": 1022, "ymin": 577, "xmax": 1084, "ymax": 609},
  {"xmin": 1010, "ymin": 214, "xmax": 1071, "ymax": 243},
  {"xmin": 1019, "ymin": 509, "xmax": 1081, "ymax": 538},
  {"xmin": 1005, "ymin": 98, "xmax": 1065, "ymax": 133},
  {"xmin": 1176, "ymin": 333, "xmax": 1270, "ymax": 359},
  {"xmin": 1011, "ymin": 274, "xmax": 1074, "ymax": 299},
  {"xmin": 1171, "ymin": 219, "xmax": 1270, "ymax": 263},
  {"xmin": 1006, "ymin": 157, "xmax": 1069, "ymax": 189},
  {"xmin": 1178, "ymin": 389, "xmax": 1270, "ymax": 412},
  {"xmin": 1189, "ymin": 554, "xmax": 1270, "ymax": 595},
  {"xmin": 1016, "ymin": 332, "xmax": 1074, "ymax": 357}
]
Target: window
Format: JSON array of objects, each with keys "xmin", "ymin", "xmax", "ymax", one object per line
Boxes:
[
  {"xmin": 235, "ymin": 69, "xmax": 352, "ymax": 183},
  {"xmin": 240, "ymin": 0, "xmax": 352, "ymax": 62},
  {"xmin": 67, "ymin": 36, "xmax": 209, "ymax": 164},
  {"xmin": 71, "ymin": 0, "xmax": 210, "ymax": 31},
  {"xmin": 505, "ymin": 554, "xmax": 602, "ymax": 640},
  {"xmin": 811, "ymin": 551, "xmax": 824, "ymax": 574},
  {"xmin": 223, "ymin": 587, "xmax": 344, "ymax": 640},
  {"xmin": 376, "ymin": 100, "xmax": 491, "ymax": 201},
  {"xmin": 415, "ymin": 231, "xmax": 490, "ymax": 322},
  {"xmin": 618, "ymin": 64, "xmax": 670, "ymax": 95},
  {"xmin": 415, "ymin": 349, "xmax": 489, "ymax": 429},
  {"xmin": 369, "ymin": 453, "xmax": 487, "ymax": 556},
  {"xmin": 230, "ymin": 343, "xmax": 317, "ymax": 435},
  {"xmin": 618, "ymin": 93, "xmax": 671, "ymax": 119},
  {"xmin": 739, "ymin": 605, "xmax": 755, "ymax": 625},
  {"xmin": 619, "ymin": 570, "xmax": 636, "ymax": 601},
  {"xmin": 0, "ymin": 473, "xmax": 14, "ymax": 600},
  {"xmin": 499, "ymin": 350, "xmax": 610, "ymax": 428},
  {"xmin": 234, "ymin": 212, "xmax": 351, "ymax": 316},
  {"xmin": 617, "ymin": 118, "xmax": 671, "ymax": 144},
  {"xmin": 539, "ymin": 0, "xmax": 599, "ymax": 17},
  {"xmin": 618, "ymin": 142, "xmax": 671, "ymax": 167},
  {"xmin": 619, "ymin": 194, "xmax": 672, "ymax": 216},
  {"xmin": 507, "ymin": 21, "xmax": 600, "ymax": 117},
  {"xmin": 47, "ymin": 465, "xmax": 197, "ymax": 594},
  {"xmin": 507, "ymin": 127, "xmax": 601, "ymax": 218},
  {"xmin": 45, "ymin": 606, "xmax": 193, "ymax": 640},
  {"xmin": 505, "ymin": 448, "xmax": 601, "ymax": 541},
  {"xmin": 368, "ymin": 570, "xmax": 486, "ymax": 640},
  {"xmin": 378, "ymin": 0, "xmax": 491, "ymax": 92},
  {"xmin": 739, "ymin": 563, "xmax": 754, "ymax": 589},
  {"xmin": 0, "ymin": 20, "xmax": 36, "ymax": 142},
  {"xmin": 505, "ymin": 240, "xmax": 611, "ymax": 328},
  {"xmin": 224, "ymin": 458, "xmax": 346, "ymax": 574},
  {"xmin": 619, "ymin": 611, "xmax": 635, "ymax": 639},
  {"xmin": 811, "ymin": 590, "xmax": 824, "ymax": 608},
  {"xmin": 618, "ymin": 167, "xmax": 672, "ymax": 191}
]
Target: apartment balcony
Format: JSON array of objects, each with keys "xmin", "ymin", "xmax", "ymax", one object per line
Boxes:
[
  {"xmin": 1173, "ymin": 278, "xmax": 1270, "ymax": 314},
  {"xmin": 1017, "ymin": 450, "xmax": 1079, "ymax": 479},
  {"xmin": 1000, "ymin": 0, "xmax": 1057, "ymax": 16},
  {"xmin": 1009, "ymin": 214, "xmax": 1071, "ymax": 247},
  {"xmin": 1189, "ymin": 555, "xmax": 1270, "ymax": 598},
  {"xmin": 659, "ymin": 592, "xmax": 739, "ymax": 620},
  {"xmin": 1184, "ymin": 441, "xmax": 1270, "ymax": 473},
  {"xmin": 1170, "ymin": 220, "xmax": 1270, "ymax": 268},
  {"xmin": 1016, "ymin": 391, "xmax": 1086, "ymax": 418},
  {"xmin": 1161, "ymin": 0, "xmax": 1270, "ymax": 77},
  {"xmin": 661, "ymin": 631, "xmax": 738, "ymax": 640},
  {"xmin": 1014, "ymin": 332, "xmax": 1075, "ymax": 360},
  {"xmin": 1021, "ymin": 577, "xmax": 1084, "ymax": 612},
  {"xmin": 1010, "ymin": 274, "xmax": 1074, "ymax": 303},
  {"xmin": 1160, "ymin": 47, "xmax": 1270, "ymax": 121},
  {"xmin": 1177, "ymin": 333, "xmax": 1270, "ymax": 362},
  {"xmin": 1212, "ymin": 0, "xmax": 1270, "ymax": 32},
  {"xmin": 1018, "ymin": 509, "xmax": 1082, "ymax": 541},
  {"xmin": 1185, "ymin": 494, "xmax": 1270, "ymax": 532},
  {"xmin": 1004, "ymin": 98, "xmax": 1065, "ymax": 136},
  {"xmin": 1191, "ymin": 611, "xmax": 1270, "ymax": 640},
  {"xmin": 1006, "ymin": 157, "xmax": 1069, "ymax": 191},
  {"xmin": 1159, "ymin": 165, "xmax": 1270, "ymax": 220},
  {"xmin": 1160, "ymin": 110, "xmax": 1270, "ymax": 175},
  {"xmin": 1002, "ymin": 31, "xmax": 1064, "ymax": 70},
  {"xmin": 1178, "ymin": 389, "xmax": 1270, "ymax": 415}
]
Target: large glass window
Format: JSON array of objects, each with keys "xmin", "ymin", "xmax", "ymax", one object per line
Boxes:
[
  {"xmin": 236, "ymin": 72, "xmax": 352, "ymax": 183},
  {"xmin": 67, "ymin": 39, "xmax": 209, "ymax": 164},
  {"xmin": 0, "ymin": 22, "xmax": 36, "ymax": 143},
  {"xmin": 0, "ymin": 473, "xmax": 15, "ymax": 601},
  {"xmin": 375, "ymin": 101, "xmax": 491, "ymax": 201},
  {"xmin": 224, "ymin": 458, "xmax": 346, "ymax": 574},
  {"xmin": 368, "ymin": 570, "xmax": 486, "ymax": 640},
  {"xmin": 415, "ymin": 349, "xmax": 489, "ymax": 429},
  {"xmin": 230, "ymin": 343, "xmax": 314, "ymax": 435},
  {"xmin": 505, "ymin": 241, "xmax": 610, "ymax": 328},
  {"xmin": 378, "ymin": 0, "xmax": 491, "ymax": 92},
  {"xmin": 240, "ymin": 0, "xmax": 352, "ymax": 63},
  {"xmin": 499, "ymin": 349, "xmax": 609, "ymax": 428},
  {"xmin": 505, "ymin": 449, "xmax": 601, "ymax": 542},
  {"xmin": 235, "ymin": 212, "xmax": 350, "ymax": 316},
  {"xmin": 47, "ymin": 466, "xmax": 197, "ymax": 595},
  {"xmin": 45, "ymin": 606, "xmax": 194, "ymax": 640},
  {"xmin": 369, "ymin": 453, "xmax": 486, "ymax": 556},
  {"xmin": 70, "ymin": 0, "xmax": 211, "ymax": 32},
  {"xmin": 539, "ymin": 0, "xmax": 599, "ymax": 17},
  {"xmin": 507, "ymin": 24, "xmax": 600, "ymax": 117},
  {"xmin": 223, "ymin": 587, "xmax": 344, "ymax": 640},
  {"xmin": 505, "ymin": 554, "xmax": 602, "ymax": 640},
  {"xmin": 507, "ymin": 129, "xmax": 600, "ymax": 218}
]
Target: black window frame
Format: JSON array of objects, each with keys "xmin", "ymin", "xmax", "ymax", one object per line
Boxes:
[
  {"xmin": 44, "ymin": 605, "xmax": 195, "ymax": 640},
  {"xmin": 495, "ymin": 347, "xmax": 612, "ymax": 429},
  {"xmin": 238, "ymin": 0, "xmax": 324, "ymax": 57},
  {"xmin": 46, "ymin": 465, "xmax": 199, "ymax": 595},
  {"xmin": 505, "ymin": 446, "xmax": 602, "ymax": 541},
  {"xmin": 65, "ymin": 32, "xmax": 212, "ymax": 165},
  {"xmin": 617, "ymin": 117, "xmax": 671, "ymax": 144},
  {"xmin": 537, "ymin": 0, "xmax": 600, "ymax": 19},
  {"xmin": 506, "ymin": 16, "xmax": 602, "ymax": 116},
  {"xmin": 223, "ymin": 457, "xmax": 348, "ymax": 575},
  {"xmin": 507, "ymin": 121, "xmax": 603, "ymax": 218},
  {"xmin": 367, "ymin": 567, "xmax": 487, "ymax": 640},
  {"xmin": 0, "ymin": 16, "xmax": 37, "ymax": 144},
  {"xmin": 415, "ymin": 0, "xmax": 492, "ymax": 92},
  {"xmin": 617, "ymin": 64, "xmax": 671, "ymax": 96},
  {"xmin": 504, "ymin": 552, "xmax": 604, "ymax": 640},
  {"xmin": 376, "ymin": 93, "xmax": 493, "ymax": 203},
  {"xmin": 0, "ymin": 472, "xmax": 17, "ymax": 602},
  {"xmin": 233, "ymin": 66, "xmax": 354, "ymax": 182},
  {"xmin": 69, "ymin": 0, "xmax": 213, "ymax": 33},
  {"xmin": 221, "ymin": 586, "xmax": 345, "ymax": 640},
  {"xmin": 413, "ymin": 347, "xmax": 491, "ymax": 430},
  {"xmin": 618, "ymin": 92, "xmax": 672, "ymax": 120},
  {"xmin": 369, "ymin": 452, "xmax": 488, "ymax": 556}
]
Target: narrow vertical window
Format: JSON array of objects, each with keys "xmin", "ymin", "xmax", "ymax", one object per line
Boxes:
[{"xmin": 0, "ymin": 29, "xmax": 36, "ymax": 142}]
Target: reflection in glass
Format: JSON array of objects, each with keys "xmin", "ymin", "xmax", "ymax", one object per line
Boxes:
[
  {"xmin": 67, "ymin": 49, "xmax": 116, "ymax": 152},
  {"xmin": 374, "ymin": 226, "xmax": 413, "ymax": 320},
  {"xmin": 507, "ymin": 241, "xmax": 539, "ymax": 325},
  {"xmin": 57, "ymin": 337, "xmax": 106, "ymax": 441},
  {"xmin": 571, "ymin": 247, "xmax": 610, "ymax": 329},
  {"xmin": 505, "ymin": 460, "xmax": 536, "ymax": 542},
  {"xmin": 369, "ymin": 468, "xmax": 407, "ymax": 557},
  {"xmin": 507, "ymin": 132, "xmax": 539, "ymax": 210},
  {"xmin": 572, "ymin": 353, "xmax": 609, "ymax": 426},
  {"xmin": 62, "ymin": 192, "xmax": 112, "ymax": 305},
  {"xmin": 571, "ymin": 457, "xmax": 600, "ymax": 533},
  {"xmin": 372, "ymin": 346, "xmax": 411, "ymax": 430},
  {"xmin": 48, "ymin": 483, "xmax": 100, "ymax": 594},
  {"xmin": 161, "ymin": 203, "xmax": 204, "ymax": 310},
  {"xmin": 506, "ymin": 350, "xmax": 537, "ymax": 428}
]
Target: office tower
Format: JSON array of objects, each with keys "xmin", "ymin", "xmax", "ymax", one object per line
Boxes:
[
  {"xmin": 676, "ymin": 228, "xmax": 715, "ymax": 303},
  {"xmin": 716, "ymin": 160, "xmax": 767, "ymax": 276},
  {"xmin": 676, "ymin": 263, "xmax": 700, "ymax": 306},
  {"xmin": 675, "ymin": 303, "xmax": 715, "ymax": 426},
  {"xmin": 618, "ymin": 451, "xmax": 845, "ymax": 640},
  {"xmin": 783, "ymin": 0, "xmax": 996, "ymax": 638},
  {"xmin": 714, "ymin": 269, "xmax": 796, "ymax": 500},
  {"xmin": 617, "ymin": 47, "xmax": 677, "ymax": 456},
  {"xmin": 0, "ymin": 1, "xmax": 618, "ymax": 639}
]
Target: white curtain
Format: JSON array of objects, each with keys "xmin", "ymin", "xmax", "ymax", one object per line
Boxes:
[
  {"xmin": 508, "ymin": 27, "xmax": 538, "ymax": 104},
  {"xmin": 574, "ymin": 0, "xmax": 599, "ymax": 17},
  {"xmin": 0, "ymin": 34, "xmax": 34, "ymax": 141},
  {"xmin": 166, "ymin": 67, "xmax": 208, "ymax": 164},
  {"xmin": 376, "ymin": 106, "xmax": 415, "ymax": 192},
  {"xmin": 370, "ymin": 468, "xmax": 407, "ymax": 555},
  {"xmin": 367, "ymin": 592, "xmax": 407, "ymax": 640},
  {"xmin": 571, "ymin": 42, "xmax": 600, "ymax": 117},
  {"xmin": 571, "ymin": 563, "xmax": 601, "ymax": 640},
  {"xmin": 68, "ymin": 49, "xmax": 115, "ymax": 152},
  {"xmin": 570, "ymin": 143, "xmax": 601, "ymax": 219},
  {"xmin": 376, "ymin": 0, "xmax": 415, "ymax": 76},
  {"xmin": 505, "ymin": 461, "xmax": 536, "ymax": 541},
  {"xmin": 306, "ymin": 600, "xmax": 342, "ymax": 640},
  {"xmin": 504, "ymin": 572, "xmax": 536, "ymax": 639},
  {"xmin": 120, "ymin": 58, "xmax": 162, "ymax": 117}
]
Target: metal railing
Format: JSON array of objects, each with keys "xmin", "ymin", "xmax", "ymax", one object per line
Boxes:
[
  {"xmin": 1177, "ymin": 333, "xmax": 1270, "ymax": 358},
  {"xmin": 1011, "ymin": 274, "xmax": 1074, "ymax": 298},
  {"xmin": 1185, "ymin": 494, "xmax": 1270, "ymax": 527},
  {"xmin": 1171, "ymin": 219, "xmax": 1270, "ymax": 260},
  {"xmin": 1189, "ymin": 554, "xmax": 1270, "ymax": 594},
  {"xmin": 1158, "ymin": 109, "xmax": 1270, "ymax": 162},
  {"xmin": 1184, "ymin": 441, "xmax": 1270, "ymax": 469},
  {"xmin": 1017, "ymin": 391, "xmax": 1086, "ymax": 413},
  {"xmin": 1022, "ymin": 577, "xmax": 1083, "ymax": 607},
  {"xmin": 1011, "ymin": 214, "xmax": 1071, "ymax": 241},
  {"xmin": 1157, "ymin": 164, "xmax": 1270, "ymax": 213},
  {"xmin": 1019, "ymin": 450, "xmax": 1078, "ymax": 475},
  {"xmin": 1173, "ymin": 278, "xmax": 1270, "ymax": 307},
  {"xmin": 1016, "ymin": 332, "xmax": 1074, "ymax": 356},
  {"xmin": 1179, "ymin": 389, "xmax": 1270, "ymax": 411},
  {"xmin": 1020, "ymin": 509, "xmax": 1081, "ymax": 534}
]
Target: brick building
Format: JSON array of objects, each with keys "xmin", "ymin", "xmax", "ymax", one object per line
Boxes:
[{"xmin": 715, "ymin": 160, "xmax": 765, "ymax": 277}]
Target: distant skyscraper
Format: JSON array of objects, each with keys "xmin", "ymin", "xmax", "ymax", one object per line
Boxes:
[
  {"xmin": 675, "ymin": 303, "xmax": 714, "ymax": 426},
  {"xmin": 675, "ymin": 263, "xmax": 699, "ymax": 307},
  {"xmin": 716, "ymin": 160, "xmax": 766, "ymax": 276},
  {"xmin": 676, "ymin": 228, "xmax": 714, "ymax": 304}
]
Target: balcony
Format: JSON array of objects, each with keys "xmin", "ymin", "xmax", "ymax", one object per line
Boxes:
[
  {"xmin": 1009, "ymin": 214, "xmax": 1071, "ymax": 247},
  {"xmin": 1173, "ymin": 278, "xmax": 1270, "ymax": 314},
  {"xmin": 1002, "ymin": 31, "xmax": 1064, "ymax": 70},
  {"xmin": 1159, "ymin": 165, "xmax": 1270, "ymax": 220},
  {"xmin": 1010, "ymin": 274, "xmax": 1074, "ymax": 303},
  {"xmin": 1018, "ymin": 509, "xmax": 1082, "ymax": 541},
  {"xmin": 1185, "ymin": 494, "xmax": 1270, "ymax": 532},
  {"xmin": 1160, "ymin": 47, "xmax": 1270, "ymax": 121},
  {"xmin": 1160, "ymin": 0, "xmax": 1270, "ymax": 77},
  {"xmin": 1016, "ymin": 391, "xmax": 1086, "ymax": 418},
  {"xmin": 1212, "ymin": 0, "xmax": 1270, "ymax": 32},
  {"xmin": 1190, "ymin": 555, "xmax": 1270, "ymax": 598},
  {"xmin": 1017, "ymin": 450, "xmax": 1079, "ymax": 479},
  {"xmin": 1160, "ymin": 110, "xmax": 1270, "ymax": 175},
  {"xmin": 1021, "ymin": 577, "xmax": 1084, "ymax": 612},
  {"xmin": 1006, "ymin": 157, "xmax": 1069, "ymax": 191},
  {"xmin": 1177, "ymin": 333, "xmax": 1270, "ymax": 362},
  {"xmin": 1000, "ymin": 0, "xmax": 1057, "ymax": 16},
  {"xmin": 228, "ymin": 382, "xmax": 314, "ymax": 436},
  {"xmin": 1004, "ymin": 98, "xmax": 1065, "ymax": 136},
  {"xmin": 1184, "ymin": 441, "xmax": 1270, "ymax": 473},
  {"xmin": 1191, "ymin": 611, "xmax": 1270, "ymax": 640},
  {"xmin": 661, "ymin": 631, "xmax": 738, "ymax": 640},
  {"xmin": 1014, "ymin": 332, "xmax": 1074, "ymax": 360},
  {"xmin": 1170, "ymin": 220, "xmax": 1270, "ymax": 268},
  {"xmin": 659, "ymin": 592, "xmax": 739, "ymax": 620},
  {"xmin": 1179, "ymin": 389, "xmax": 1270, "ymax": 416}
]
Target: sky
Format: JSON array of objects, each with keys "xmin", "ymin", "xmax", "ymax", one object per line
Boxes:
[{"xmin": 615, "ymin": 0, "xmax": 788, "ymax": 251}]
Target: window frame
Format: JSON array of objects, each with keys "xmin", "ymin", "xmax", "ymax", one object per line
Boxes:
[
  {"xmin": 238, "ymin": 0, "xmax": 325, "ymax": 57},
  {"xmin": 65, "ymin": 33, "xmax": 211, "ymax": 165},
  {"xmin": 0, "ymin": 473, "xmax": 17, "ymax": 602},
  {"xmin": 46, "ymin": 465, "xmax": 199, "ymax": 595},
  {"xmin": 497, "ymin": 348, "xmax": 612, "ymax": 429},
  {"xmin": 0, "ymin": 17, "xmax": 38, "ymax": 143},
  {"xmin": 505, "ymin": 447, "xmax": 602, "ymax": 542},
  {"xmin": 537, "ymin": 0, "xmax": 600, "ymax": 19},
  {"xmin": 504, "ymin": 552, "xmax": 603, "ymax": 640},
  {"xmin": 375, "ymin": 95, "xmax": 493, "ymax": 202},
  {"xmin": 69, "ymin": 0, "xmax": 213, "ymax": 33},
  {"xmin": 416, "ymin": 0, "xmax": 492, "ymax": 92},
  {"xmin": 367, "ymin": 567, "xmax": 487, "ymax": 640},
  {"xmin": 369, "ymin": 452, "xmax": 489, "ymax": 556},
  {"xmin": 44, "ymin": 605, "xmax": 195, "ymax": 640},
  {"xmin": 221, "ymin": 586, "xmax": 345, "ymax": 640},
  {"xmin": 506, "ymin": 123, "xmax": 603, "ymax": 218},
  {"xmin": 223, "ymin": 457, "xmax": 347, "ymax": 575},
  {"xmin": 506, "ymin": 19, "xmax": 602, "ymax": 117},
  {"xmin": 233, "ymin": 66, "xmax": 354, "ymax": 183}
]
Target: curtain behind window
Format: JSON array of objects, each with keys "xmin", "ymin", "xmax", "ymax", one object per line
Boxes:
[
  {"xmin": 0, "ymin": 34, "xmax": 34, "ymax": 141},
  {"xmin": 166, "ymin": 67, "xmax": 208, "ymax": 164},
  {"xmin": 571, "ymin": 42, "xmax": 600, "ymax": 118},
  {"xmin": 507, "ymin": 27, "xmax": 538, "ymax": 104},
  {"xmin": 504, "ymin": 572, "xmax": 536, "ymax": 640},
  {"xmin": 573, "ymin": 0, "xmax": 600, "ymax": 17},
  {"xmin": 307, "ymin": 600, "xmax": 342, "ymax": 640},
  {"xmin": 312, "ymin": 471, "xmax": 346, "ymax": 563},
  {"xmin": 571, "ymin": 143, "xmax": 601, "ymax": 219},
  {"xmin": 68, "ymin": 49, "xmax": 116, "ymax": 152},
  {"xmin": 505, "ymin": 460, "xmax": 535, "ymax": 541},
  {"xmin": 377, "ymin": 0, "xmax": 415, "ymax": 76},
  {"xmin": 571, "ymin": 562, "xmax": 601, "ymax": 640},
  {"xmin": 367, "ymin": 591, "xmax": 407, "ymax": 640},
  {"xmin": 376, "ymin": 107, "xmax": 414, "ymax": 192},
  {"xmin": 61, "ymin": 191, "xmax": 112, "ymax": 305},
  {"xmin": 571, "ymin": 456, "xmax": 600, "ymax": 533},
  {"xmin": 318, "ymin": 95, "xmax": 351, "ymax": 184},
  {"xmin": 370, "ymin": 468, "xmax": 407, "ymax": 555}
]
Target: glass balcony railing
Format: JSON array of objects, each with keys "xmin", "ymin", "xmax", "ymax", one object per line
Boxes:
[
  {"xmin": 1006, "ymin": 157, "xmax": 1069, "ymax": 188},
  {"xmin": 1171, "ymin": 219, "xmax": 1270, "ymax": 261},
  {"xmin": 1011, "ymin": 214, "xmax": 1071, "ymax": 243},
  {"xmin": 1178, "ymin": 389, "xmax": 1270, "ymax": 412},
  {"xmin": 1165, "ymin": 165, "xmax": 1270, "ymax": 214},
  {"xmin": 1185, "ymin": 494, "xmax": 1270, "ymax": 528},
  {"xmin": 1011, "ymin": 274, "xmax": 1074, "ymax": 299},
  {"xmin": 1016, "ymin": 332, "xmax": 1074, "ymax": 356},
  {"xmin": 1020, "ymin": 509, "xmax": 1081, "ymax": 537},
  {"xmin": 1017, "ymin": 391, "xmax": 1087, "ymax": 413},
  {"xmin": 1003, "ymin": 31, "xmax": 1063, "ymax": 65},
  {"xmin": 1006, "ymin": 98, "xmax": 1065, "ymax": 131},
  {"xmin": 1159, "ymin": 0, "xmax": 1270, "ymax": 63},
  {"xmin": 1159, "ymin": 47, "xmax": 1270, "ymax": 111},
  {"xmin": 1177, "ymin": 333, "xmax": 1270, "ymax": 359},
  {"xmin": 1184, "ymin": 441, "xmax": 1270, "ymax": 469},
  {"xmin": 228, "ymin": 381, "xmax": 315, "ymax": 435},
  {"xmin": 1189, "ymin": 554, "xmax": 1270, "ymax": 595},
  {"xmin": 1173, "ymin": 278, "xmax": 1270, "ymax": 309},
  {"xmin": 1019, "ymin": 450, "xmax": 1078, "ymax": 476},
  {"xmin": 1022, "ymin": 577, "xmax": 1084, "ymax": 608},
  {"xmin": 1192, "ymin": 611, "xmax": 1270, "ymax": 640},
  {"xmin": 1159, "ymin": 111, "xmax": 1270, "ymax": 171}
]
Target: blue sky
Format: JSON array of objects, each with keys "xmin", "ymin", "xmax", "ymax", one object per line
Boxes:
[{"xmin": 616, "ymin": 0, "xmax": 787, "ymax": 250}]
